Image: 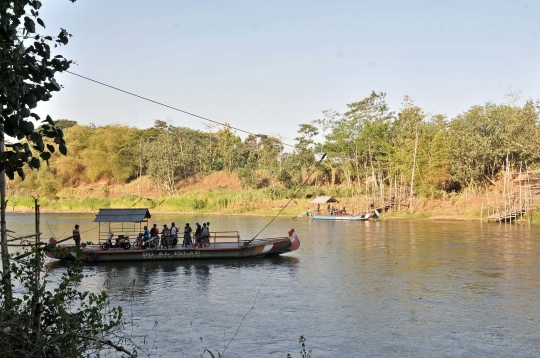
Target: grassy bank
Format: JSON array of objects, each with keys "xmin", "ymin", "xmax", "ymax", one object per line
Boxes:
[
  {"xmin": 7, "ymin": 190, "xmax": 306, "ymax": 216},
  {"xmin": 7, "ymin": 188, "xmax": 540, "ymax": 222}
]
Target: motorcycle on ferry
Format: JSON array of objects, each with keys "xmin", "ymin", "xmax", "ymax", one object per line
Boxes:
[
  {"xmin": 101, "ymin": 233, "xmax": 131, "ymax": 250},
  {"xmin": 160, "ymin": 234, "xmax": 178, "ymax": 249},
  {"xmin": 132, "ymin": 233, "xmax": 158, "ymax": 250}
]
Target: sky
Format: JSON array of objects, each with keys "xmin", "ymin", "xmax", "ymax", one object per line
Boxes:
[{"xmin": 35, "ymin": 0, "xmax": 540, "ymax": 145}]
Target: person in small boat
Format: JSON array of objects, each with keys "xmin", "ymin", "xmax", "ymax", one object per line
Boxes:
[
  {"xmin": 73, "ymin": 224, "xmax": 81, "ymax": 246},
  {"xmin": 202, "ymin": 223, "xmax": 209, "ymax": 246},
  {"xmin": 194, "ymin": 222, "xmax": 202, "ymax": 247},
  {"xmin": 183, "ymin": 223, "xmax": 192, "ymax": 247},
  {"xmin": 342, "ymin": 206, "xmax": 347, "ymax": 215}
]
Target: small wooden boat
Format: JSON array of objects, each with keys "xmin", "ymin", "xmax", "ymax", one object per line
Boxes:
[
  {"xmin": 307, "ymin": 196, "xmax": 379, "ymax": 221},
  {"xmin": 309, "ymin": 211, "xmax": 379, "ymax": 221},
  {"xmin": 44, "ymin": 208, "xmax": 300, "ymax": 263}
]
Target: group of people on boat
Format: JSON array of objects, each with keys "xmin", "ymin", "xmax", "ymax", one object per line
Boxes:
[
  {"xmin": 86, "ymin": 219, "xmax": 213, "ymax": 250},
  {"xmin": 307, "ymin": 204, "xmax": 347, "ymax": 217},
  {"xmin": 137, "ymin": 221, "xmax": 211, "ymax": 249},
  {"xmin": 182, "ymin": 221, "xmax": 211, "ymax": 248}
]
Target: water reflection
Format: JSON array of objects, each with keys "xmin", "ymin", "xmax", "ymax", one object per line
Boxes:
[{"xmin": 9, "ymin": 214, "xmax": 540, "ymax": 356}]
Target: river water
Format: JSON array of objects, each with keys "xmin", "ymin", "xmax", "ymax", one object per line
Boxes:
[{"xmin": 5, "ymin": 212, "xmax": 540, "ymax": 357}]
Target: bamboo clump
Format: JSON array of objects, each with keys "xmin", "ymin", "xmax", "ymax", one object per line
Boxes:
[{"xmin": 484, "ymin": 160, "xmax": 539, "ymax": 223}]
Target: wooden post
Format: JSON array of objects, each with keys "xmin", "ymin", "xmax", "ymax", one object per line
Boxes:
[
  {"xmin": 32, "ymin": 198, "xmax": 41, "ymax": 343},
  {"xmin": 409, "ymin": 127, "xmax": 419, "ymax": 214},
  {"xmin": 0, "ymin": 123, "xmax": 12, "ymax": 306},
  {"xmin": 480, "ymin": 202, "xmax": 483, "ymax": 222}
]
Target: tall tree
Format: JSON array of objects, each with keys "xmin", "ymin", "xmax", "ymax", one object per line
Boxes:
[
  {"xmin": 1, "ymin": 0, "xmax": 75, "ymax": 308},
  {"xmin": 215, "ymin": 124, "xmax": 243, "ymax": 188},
  {"xmin": 325, "ymin": 91, "xmax": 394, "ymax": 192},
  {"xmin": 1, "ymin": 2, "xmax": 137, "ymax": 356}
]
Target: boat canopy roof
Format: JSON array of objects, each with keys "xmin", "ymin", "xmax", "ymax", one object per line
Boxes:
[
  {"xmin": 310, "ymin": 196, "xmax": 339, "ymax": 204},
  {"xmin": 93, "ymin": 208, "xmax": 151, "ymax": 223}
]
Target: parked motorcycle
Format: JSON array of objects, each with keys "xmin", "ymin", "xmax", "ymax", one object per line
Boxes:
[
  {"xmin": 101, "ymin": 233, "xmax": 131, "ymax": 250},
  {"xmin": 160, "ymin": 235, "xmax": 177, "ymax": 249}
]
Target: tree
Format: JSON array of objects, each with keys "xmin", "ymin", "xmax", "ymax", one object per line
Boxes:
[
  {"xmin": 1, "ymin": 2, "xmax": 135, "ymax": 356},
  {"xmin": 215, "ymin": 124, "xmax": 243, "ymax": 188},
  {"xmin": 0, "ymin": 244, "xmax": 129, "ymax": 357},
  {"xmin": 142, "ymin": 121, "xmax": 182, "ymax": 196},
  {"xmin": 325, "ymin": 92, "xmax": 394, "ymax": 191},
  {"xmin": 1, "ymin": 0, "xmax": 76, "ymax": 312},
  {"xmin": 0, "ymin": 0, "xmax": 73, "ymax": 180},
  {"xmin": 447, "ymin": 101, "xmax": 540, "ymax": 191}
]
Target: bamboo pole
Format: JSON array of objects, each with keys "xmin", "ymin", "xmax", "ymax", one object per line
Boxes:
[
  {"xmin": 480, "ymin": 202, "xmax": 483, "ymax": 222},
  {"xmin": 409, "ymin": 127, "xmax": 419, "ymax": 214}
]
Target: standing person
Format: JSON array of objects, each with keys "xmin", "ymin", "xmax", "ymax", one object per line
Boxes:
[
  {"xmin": 183, "ymin": 223, "xmax": 192, "ymax": 247},
  {"xmin": 150, "ymin": 224, "xmax": 159, "ymax": 237},
  {"xmin": 170, "ymin": 222, "xmax": 177, "ymax": 237},
  {"xmin": 194, "ymin": 222, "xmax": 202, "ymax": 247},
  {"xmin": 202, "ymin": 223, "xmax": 209, "ymax": 246},
  {"xmin": 170, "ymin": 222, "xmax": 178, "ymax": 246},
  {"xmin": 73, "ymin": 224, "xmax": 81, "ymax": 246},
  {"xmin": 161, "ymin": 224, "xmax": 170, "ymax": 248}
]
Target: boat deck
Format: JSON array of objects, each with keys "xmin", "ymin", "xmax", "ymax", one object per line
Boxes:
[
  {"xmin": 88, "ymin": 242, "xmax": 246, "ymax": 252},
  {"xmin": 58, "ymin": 237, "xmax": 286, "ymax": 254}
]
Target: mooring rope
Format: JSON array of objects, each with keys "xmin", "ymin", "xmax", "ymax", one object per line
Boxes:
[{"xmin": 249, "ymin": 153, "xmax": 326, "ymax": 242}]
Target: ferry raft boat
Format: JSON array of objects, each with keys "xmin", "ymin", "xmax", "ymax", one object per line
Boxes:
[{"xmin": 45, "ymin": 208, "xmax": 300, "ymax": 263}]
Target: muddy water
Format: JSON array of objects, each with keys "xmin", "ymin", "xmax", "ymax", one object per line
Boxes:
[{"xmin": 5, "ymin": 213, "xmax": 540, "ymax": 357}]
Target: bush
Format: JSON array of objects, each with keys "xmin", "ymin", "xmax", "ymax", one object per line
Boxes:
[{"xmin": 192, "ymin": 198, "xmax": 207, "ymax": 210}]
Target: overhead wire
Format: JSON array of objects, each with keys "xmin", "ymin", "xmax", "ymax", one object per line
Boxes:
[
  {"xmin": 65, "ymin": 71, "xmax": 296, "ymax": 149},
  {"xmin": 249, "ymin": 153, "xmax": 326, "ymax": 242},
  {"xmin": 60, "ymin": 72, "xmax": 454, "ymax": 166}
]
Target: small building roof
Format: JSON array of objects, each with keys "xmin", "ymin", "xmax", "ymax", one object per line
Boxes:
[
  {"xmin": 310, "ymin": 196, "xmax": 339, "ymax": 204},
  {"xmin": 93, "ymin": 208, "xmax": 151, "ymax": 223}
]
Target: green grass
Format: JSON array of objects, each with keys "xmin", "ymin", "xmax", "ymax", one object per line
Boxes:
[{"xmin": 7, "ymin": 190, "xmax": 540, "ymax": 223}]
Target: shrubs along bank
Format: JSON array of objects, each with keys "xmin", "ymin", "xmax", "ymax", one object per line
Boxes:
[{"xmin": 7, "ymin": 93, "xmax": 540, "ymax": 218}]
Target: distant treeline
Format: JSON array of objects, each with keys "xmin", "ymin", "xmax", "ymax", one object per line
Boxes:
[{"xmin": 10, "ymin": 91, "xmax": 540, "ymax": 200}]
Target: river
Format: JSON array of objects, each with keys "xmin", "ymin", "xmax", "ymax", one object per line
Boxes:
[{"xmin": 5, "ymin": 212, "xmax": 540, "ymax": 357}]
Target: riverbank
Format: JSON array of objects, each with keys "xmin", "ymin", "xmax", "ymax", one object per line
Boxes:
[{"xmin": 6, "ymin": 190, "xmax": 540, "ymax": 222}]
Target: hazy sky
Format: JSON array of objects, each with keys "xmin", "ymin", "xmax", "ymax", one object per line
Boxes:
[{"xmin": 36, "ymin": 0, "xmax": 539, "ymax": 144}]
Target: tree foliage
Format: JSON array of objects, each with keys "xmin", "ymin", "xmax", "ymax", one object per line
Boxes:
[
  {"xmin": 6, "ymin": 93, "xmax": 540, "ymax": 200},
  {"xmin": 0, "ymin": 245, "xmax": 128, "ymax": 357},
  {"xmin": 0, "ymin": 0, "xmax": 75, "ymax": 180}
]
